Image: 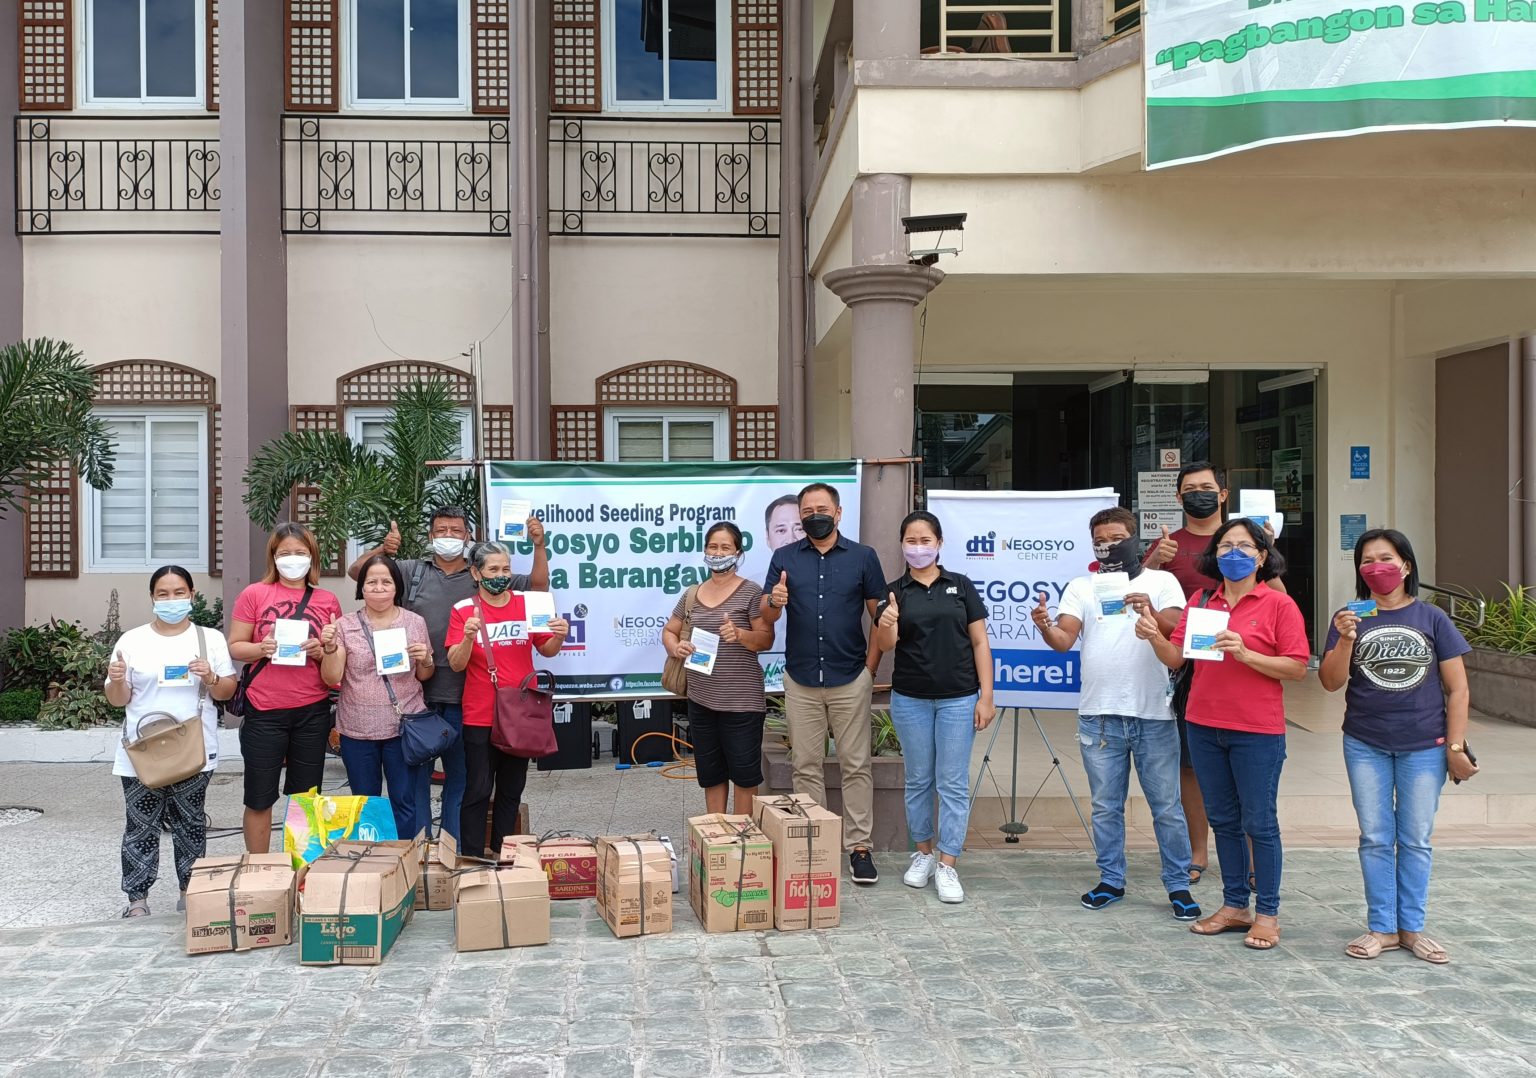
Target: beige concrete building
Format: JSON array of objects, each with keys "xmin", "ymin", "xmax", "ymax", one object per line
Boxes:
[{"xmin": 4, "ymin": 0, "xmax": 1534, "ymax": 656}]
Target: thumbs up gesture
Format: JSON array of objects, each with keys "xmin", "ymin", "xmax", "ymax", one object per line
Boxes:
[
  {"xmin": 382, "ymin": 520, "xmax": 402, "ymax": 556},
  {"xmin": 878, "ymin": 591, "xmax": 900, "ymax": 629},
  {"xmin": 107, "ymin": 650, "xmax": 127, "ymax": 683},
  {"xmin": 771, "ymin": 571, "xmax": 789, "ymax": 610},
  {"xmin": 1134, "ymin": 607, "xmax": 1162, "ymax": 642},
  {"xmin": 462, "ymin": 615, "xmax": 484, "ymax": 639},
  {"xmin": 719, "ymin": 616, "xmax": 741, "ymax": 645},
  {"xmin": 318, "ymin": 615, "xmax": 342, "ymax": 649},
  {"xmin": 1148, "ymin": 526, "xmax": 1178, "ymax": 568},
  {"xmin": 1030, "ymin": 592, "xmax": 1054, "ymax": 631}
]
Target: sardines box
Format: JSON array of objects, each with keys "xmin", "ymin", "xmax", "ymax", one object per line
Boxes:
[
  {"xmin": 415, "ymin": 833, "xmax": 462, "ymax": 912},
  {"xmin": 595, "ymin": 835, "xmax": 674, "ymax": 939},
  {"xmin": 185, "ymin": 853, "xmax": 296, "ymax": 955},
  {"xmin": 686, "ymin": 814, "xmax": 773, "ymax": 934},
  {"xmin": 298, "ymin": 837, "xmax": 422, "ymax": 966},
  {"xmin": 453, "ymin": 850, "xmax": 551, "ymax": 952},
  {"xmin": 751, "ymin": 794, "xmax": 842, "ymax": 931},
  {"xmin": 502, "ymin": 834, "xmax": 598, "ymax": 900}
]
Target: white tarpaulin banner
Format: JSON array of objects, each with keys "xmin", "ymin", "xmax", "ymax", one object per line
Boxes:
[
  {"xmin": 485, "ymin": 460, "xmax": 862, "ymax": 699},
  {"xmin": 927, "ymin": 489, "xmax": 1119, "ymax": 710}
]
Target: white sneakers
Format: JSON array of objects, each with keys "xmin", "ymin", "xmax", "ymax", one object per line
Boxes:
[
  {"xmin": 935, "ymin": 864, "xmax": 964, "ymax": 904},
  {"xmin": 903, "ymin": 851, "xmax": 936, "ymax": 888},
  {"xmin": 903, "ymin": 851, "xmax": 965, "ymax": 903}
]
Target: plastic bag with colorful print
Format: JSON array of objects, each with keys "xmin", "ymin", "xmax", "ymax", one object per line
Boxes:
[{"xmin": 282, "ymin": 788, "xmax": 398, "ymax": 870}]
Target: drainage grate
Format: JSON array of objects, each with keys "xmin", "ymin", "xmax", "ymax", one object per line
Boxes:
[{"xmin": 0, "ymin": 806, "xmax": 43, "ymax": 828}]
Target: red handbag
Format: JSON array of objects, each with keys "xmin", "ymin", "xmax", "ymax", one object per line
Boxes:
[{"xmin": 473, "ymin": 597, "xmax": 558, "ymax": 759}]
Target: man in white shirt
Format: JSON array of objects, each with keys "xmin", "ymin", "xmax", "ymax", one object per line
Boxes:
[{"xmin": 1034, "ymin": 507, "xmax": 1198, "ymax": 922}]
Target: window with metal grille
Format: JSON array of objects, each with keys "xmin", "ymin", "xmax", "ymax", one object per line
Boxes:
[
  {"xmin": 85, "ymin": 410, "xmax": 210, "ymax": 571},
  {"xmin": 920, "ymin": 0, "xmax": 1073, "ymax": 58},
  {"xmin": 604, "ymin": 0, "xmax": 729, "ymax": 112},
  {"xmin": 87, "ymin": 0, "xmax": 205, "ymax": 105}
]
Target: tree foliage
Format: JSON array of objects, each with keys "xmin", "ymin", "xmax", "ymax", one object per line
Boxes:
[{"xmin": 0, "ymin": 338, "xmax": 114, "ymax": 518}]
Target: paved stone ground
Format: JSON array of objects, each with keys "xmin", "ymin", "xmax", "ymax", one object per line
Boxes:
[{"xmin": 3, "ymin": 847, "xmax": 1536, "ymax": 1078}]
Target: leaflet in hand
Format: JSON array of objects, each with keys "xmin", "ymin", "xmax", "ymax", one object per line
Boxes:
[
  {"xmin": 159, "ymin": 663, "xmax": 193, "ymax": 687},
  {"xmin": 272, "ymin": 618, "xmax": 310, "ymax": 666},
  {"xmin": 372, "ymin": 627, "xmax": 409, "ymax": 675},
  {"xmin": 1238, "ymin": 489, "xmax": 1282, "ymax": 537},
  {"xmin": 522, "ymin": 590, "xmax": 556, "ymax": 631},
  {"xmin": 1182, "ymin": 607, "xmax": 1230, "ymax": 661},
  {"xmin": 686, "ymin": 629, "xmax": 720, "ymax": 676},
  {"xmin": 499, "ymin": 499, "xmax": 532, "ymax": 541},
  {"xmin": 1093, "ymin": 572, "xmax": 1132, "ymax": 619}
]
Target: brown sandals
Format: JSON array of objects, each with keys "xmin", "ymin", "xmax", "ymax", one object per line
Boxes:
[
  {"xmin": 1243, "ymin": 919, "xmax": 1280, "ymax": 951},
  {"xmin": 1190, "ymin": 909, "xmax": 1253, "ymax": 936}
]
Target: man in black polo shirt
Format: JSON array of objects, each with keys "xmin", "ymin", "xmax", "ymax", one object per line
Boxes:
[{"xmin": 761, "ymin": 483, "xmax": 886, "ymax": 884}]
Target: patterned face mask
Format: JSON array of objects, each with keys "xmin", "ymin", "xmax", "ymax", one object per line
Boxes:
[{"xmin": 478, "ymin": 574, "xmax": 514, "ymax": 595}]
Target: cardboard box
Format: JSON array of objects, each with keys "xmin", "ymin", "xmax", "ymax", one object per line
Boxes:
[
  {"xmin": 298, "ymin": 836, "xmax": 423, "ymax": 965},
  {"xmin": 658, "ymin": 834, "xmax": 680, "ymax": 893},
  {"xmin": 415, "ymin": 833, "xmax": 463, "ymax": 912},
  {"xmin": 686, "ymin": 814, "xmax": 773, "ymax": 933},
  {"xmin": 185, "ymin": 854, "xmax": 296, "ymax": 955},
  {"xmin": 502, "ymin": 833, "xmax": 598, "ymax": 900},
  {"xmin": 452, "ymin": 847, "xmax": 551, "ymax": 952},
  {"xmin": 595, "ymin": 835, "xmax": 673, "ymax": 939},
  {"xmin": 751, "ymin": 794, "xmax": 842, "ymax": 931}
]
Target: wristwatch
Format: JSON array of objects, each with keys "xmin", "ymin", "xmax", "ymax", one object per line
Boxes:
[{"xmin": 1448, "ymin": 742, "xmax": 1464, "ymax": 754}]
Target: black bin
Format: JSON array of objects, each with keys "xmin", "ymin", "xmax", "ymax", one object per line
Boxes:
[
  {"xmin": 617, "ymin": 698, "xmax": 676, "ymax": 765},
  {"xmin": 537, "ymin": 701, "xmax": 594, "ymax": 771}
]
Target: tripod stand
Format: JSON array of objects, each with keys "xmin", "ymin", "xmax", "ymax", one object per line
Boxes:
[{"xmin": 969, "ymin": 707, "xmax": 1093, "ymax": 845}]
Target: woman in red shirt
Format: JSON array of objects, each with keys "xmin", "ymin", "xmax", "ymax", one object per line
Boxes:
[
  {"xmin": 446, "ymin": 542, "xmax": 568, "ymax": 858},
  {"xmin": 1136, "ymin": 518, "xmax": 1308, "ymax": 951}
]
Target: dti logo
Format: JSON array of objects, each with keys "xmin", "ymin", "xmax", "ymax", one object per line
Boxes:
[
  {"xmin": 561, "ymin": 604, "xmax": 587, "ymax": 652},
  {"xmin": 783, "ymin": 876, "xmax": 837, "ymax": 909},
  {"xmin": 966, "ymin": 532, "xmax": 996, "ymax": 558}
]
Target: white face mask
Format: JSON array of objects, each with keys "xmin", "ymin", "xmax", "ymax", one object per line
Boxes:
[
  {"xmin": 431, "ymin": 536, "xmax": 466, "ymax": 559},
  {"xmin": 274, "ymin": 554, "xmax": 312, "ymax": 580}
]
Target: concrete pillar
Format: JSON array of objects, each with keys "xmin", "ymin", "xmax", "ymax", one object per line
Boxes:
[
  {"xmin": 1523, "ymin": 337, "xmax": 1536, "ymax": 589},
  {"xmin": 219, "ymin": 0, "xmax": 289, "ymax": 598},
  {"xmin": 852, "ymin": 0, "xmax": 921, "ymax": 61},
  {"xmin": 777, "ymin": 0, "xmax": 808, "ymax": 459},
  {"xmin": 511, "ymin": 1, "xmax": 551, "ymax": 460},
  {"xmin": 0, "ymin": 0, "xmax": 24, "ymax": 636}
]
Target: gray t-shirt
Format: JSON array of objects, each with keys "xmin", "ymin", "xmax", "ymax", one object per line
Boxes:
[{"xmin": 397, "ymin": 558, "xmax": 530, "ymax": 706}]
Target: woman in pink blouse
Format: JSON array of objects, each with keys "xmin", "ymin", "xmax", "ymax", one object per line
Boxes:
[{"xmin": 320, "ymin": 555, "xmax": 434, "ymax": 838}]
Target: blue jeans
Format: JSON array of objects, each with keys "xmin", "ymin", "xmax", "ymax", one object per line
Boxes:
[
  {"xmin": 338, "ymin": 734, "xmax": 429, "ymax": 840},
  {"xmin": 889, "ymin": 691, "xmax": 978, "ymax": 859},
  {"xmin": 1077, "ymin": 715, "xmax": 1192, "ymax": 892},
  {"xmin": 1186, "ymin": 723, "xmax": 1286, "ymax": 916},
  {"xmin": 422, "ymin": 703, "xmax": 466, "ymax": 840},
  {"xmin": 1343, "ymin": 734, "xmax": 1446, "ymax": 934}
]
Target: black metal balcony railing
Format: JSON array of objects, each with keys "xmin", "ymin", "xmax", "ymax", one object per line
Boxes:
[
  {"xmin": 14, "ymin": 116, "xmax": 221, "ymax": 234},
  {"xmin": 281, "ymin": 115, "xmax": 510, "ymax": 236},
  {"xmin": 549, "ymin": 117, "xmax": 780, "ymax": 238}
]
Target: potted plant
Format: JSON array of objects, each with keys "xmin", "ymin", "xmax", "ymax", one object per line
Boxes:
[{"xmin": 1461, "ymin": 585, "xmax": 1536, "ymax": 729}]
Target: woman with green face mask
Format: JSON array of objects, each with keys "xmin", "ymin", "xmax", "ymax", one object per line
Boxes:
[{"xmin": 445, "ymin": 542, "xmax": 569, "ymax": 858}]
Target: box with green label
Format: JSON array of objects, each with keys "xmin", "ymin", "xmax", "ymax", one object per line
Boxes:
[
  {"xmin": 686, "ymin": 814, "xmax": 773, "ymax": 933},
  {"xmin": 299, "ymin": 837, "xmax": 421, "ymax": 966}
]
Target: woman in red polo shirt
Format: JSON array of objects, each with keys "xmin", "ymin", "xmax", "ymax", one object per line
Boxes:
[{"xmin": 1135, "ymin": 518, "xmax": 1308, "ymax": 951}]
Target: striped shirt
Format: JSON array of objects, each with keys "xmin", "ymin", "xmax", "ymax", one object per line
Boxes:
[{"xmin": 672, "ymin": 579, "xmax": 766, "ymax": 713}]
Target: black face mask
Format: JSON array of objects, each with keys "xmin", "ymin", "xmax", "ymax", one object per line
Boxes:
[
  {"xmin": 802, "ymin": 514, "xmax": 836, "ymax": 541},
  {"xmin": 1181, "ymin": 490, "xmax": 1221, "ymax": 520},
  {"xmin": 1094, "ymin": 537, "xmax": 1144, "ymax": 579}
]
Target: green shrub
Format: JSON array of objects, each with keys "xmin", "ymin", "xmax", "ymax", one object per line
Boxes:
[
  {"xmin": 37, "ymin": 684, "xmax": 122, "ymax": 730},
  {"xmin": 1467, "ymin": 584, "xmax": 1536, "ymax": 656},
  {"xmin": 0, "ymin": 688, "xmax": 43, "ymax": 724},
  {"xmin": 870, "ymin": 709, "xmax": 903, "ymax": 757},
  {"xmin": 0, "ymin": 620, "xmax": 86, "ymax": 691},
  {"xmin": 190, "ymin": 591, "xmax": 224, "ymax": 630}
]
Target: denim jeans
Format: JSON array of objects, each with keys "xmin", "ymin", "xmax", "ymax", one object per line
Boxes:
[
  {"xmin": 1343, "ymin": 733, "xmax": 1446, "ymax": 934},
  {"xmin": 422, "ymin": 703, "xmax": 466, "ymax": 840},
  {"xmin": 338, "ymin": 734, "xmax": 429, "ymax": 840},
  {"xmin": 1186, "ymin": 723, "xmax": 1286, "ymax": 916},
  {"xmin": 888, "ymin": 691, "xmax": 978, "ymax": 858},
  {"xmin": 1077, "ymin": 715, "xmax": 1192, "ymax": 892}
]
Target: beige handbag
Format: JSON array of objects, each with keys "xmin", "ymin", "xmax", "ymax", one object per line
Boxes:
[
  {"xmin": 122, "ymin": 626, "xmax": 211, "ymax": 789},
  {"xmin": 660, "ymin": 585, "xmax": 700, "ymax": 697}
]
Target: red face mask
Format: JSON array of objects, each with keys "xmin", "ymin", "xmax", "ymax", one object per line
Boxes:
[{"xmin": 1359, "ymin": 561, "xmax": 1403, "ymax": 595}]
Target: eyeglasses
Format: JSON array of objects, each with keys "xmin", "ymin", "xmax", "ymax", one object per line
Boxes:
[{"xmin": 1216, "ymin": 542, "xmax": 1259, "ymax": 556}]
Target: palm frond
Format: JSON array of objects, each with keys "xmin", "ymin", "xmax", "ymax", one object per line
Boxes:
[
  {"xmin": 0, "ymin": 338, "xmax": 116, "ymax": 517},
  {"xmin": 242, "ymin": 431, "xmax": 382, "ymax": 531}
]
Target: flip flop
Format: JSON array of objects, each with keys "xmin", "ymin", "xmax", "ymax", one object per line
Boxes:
[
  {"xmin": 1345, "ymin": 933, "xmax": 1400, "ymax": 960},
  {"xmin": 1189, "ymin": 864, "xmax": 1206, "ymax": 885}
]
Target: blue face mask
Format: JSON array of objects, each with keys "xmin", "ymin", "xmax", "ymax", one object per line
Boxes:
[
  {"xmin": 153, "ymin": 599, "xmax": 193, "ymax": 624},
  {"xmin": 1216, "ymin": 549, "xmax": 1259, "ymax": 581}
]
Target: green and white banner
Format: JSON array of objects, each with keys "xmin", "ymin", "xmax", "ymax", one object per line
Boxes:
[
  {"xmin": 485, "ymin": 460, "xmax": 862, "ymax": 699},
  {"xmin": 1144, "ymin": 0, "xmax": 1536, "ymax": 168}
]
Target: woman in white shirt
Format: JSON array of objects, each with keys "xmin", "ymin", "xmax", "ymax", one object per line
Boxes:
[{"xmin": 104, "ymin": 566, "xmax": 237, "ymax": 918}]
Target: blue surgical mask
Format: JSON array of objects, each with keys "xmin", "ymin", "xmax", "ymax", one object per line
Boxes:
[
  {"xmin": 153, "ymin": 599, "xmax": 193, "ymax": 624},
  {"xmin": 1216, "ymin": 549, "xmax": 1259, "ymax": 581}
]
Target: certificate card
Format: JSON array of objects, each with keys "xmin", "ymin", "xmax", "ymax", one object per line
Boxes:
[
  {"xmin": 159, "ymin": 663, "xmax": 193, "ymax": 687},
  {"xmin": 522, "ymin": 590, "xmax": 556, "ymax": 631},
  {"xmin": 1092, "ymin": 572, "xmax": 1131, "ymax": 618},
  {"xmin": 686, "ymin": 629, "xmax": 719, "ymax": 676},
  {"xmin": 1347, "ymin": 599, "xmax": 1378, "ymax": 618},
  {"xmin": 499, "ymin": 499, "xmax": 532, "ymax": 540},
  {"xmin": 1182, "ymin": 607, "xmax": 1230, "ymax": 661},
  {"xmin": 372, "ymin": 627, "xmax": 409, "ymax": 674},
  {"xmin": 1239, "ymin": 489, "xmax": 1282, "ymax": 537},
  {"xmin": 272, "ymin": 618, "xmax": 310, "ymax": 666}
]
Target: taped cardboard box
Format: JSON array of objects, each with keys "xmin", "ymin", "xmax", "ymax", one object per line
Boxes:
[
  {"xmin": 595, "ymin": 835, "xmax": 674, "ymax": 939},
  {"xmin": 453, "ymin": 847, "xmax": 551, "ymax": 952},
  {"xmin": 415, "ymin": 833, "xmax": 463, "ymax": 912},
  {"xmin": 501, "ymin": 833, "xmax": 598, "ymax": 900},
  {"xmin": 751, "ymin": 794, "xmax": 842, "ymax": 931},
  {"xmin": 185, "ymin": 853, "xmax": 296, "ymax": 955},
  {"xmin": 298, "ymin": 836, "xmax": 422, "ymax": 965},
  {"xmin": 658, "ymin": 834, "xmax": 680, "ymax": 893},
  {"xmin": 686, "ymin": 814, "xmax": 773, "ymax": 933}
]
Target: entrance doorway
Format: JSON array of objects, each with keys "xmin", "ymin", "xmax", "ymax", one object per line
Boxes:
[{"xmin": 917, "ymin": 370, "xmax": 1320, "ymax": 649}]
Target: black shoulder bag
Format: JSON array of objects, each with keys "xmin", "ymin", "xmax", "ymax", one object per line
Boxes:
[
  {"xmin": 1169, "ymin": 589, "xmax": 1212, "ymax": 722},
  {"xmin": 224, "ymin": 585, "xmax": 314, "ymax": 725}
]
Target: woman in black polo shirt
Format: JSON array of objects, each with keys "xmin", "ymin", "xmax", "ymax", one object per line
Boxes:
[{"xmin": 874, "ymin": 511, "xmax": 996, "ymax": 903}]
